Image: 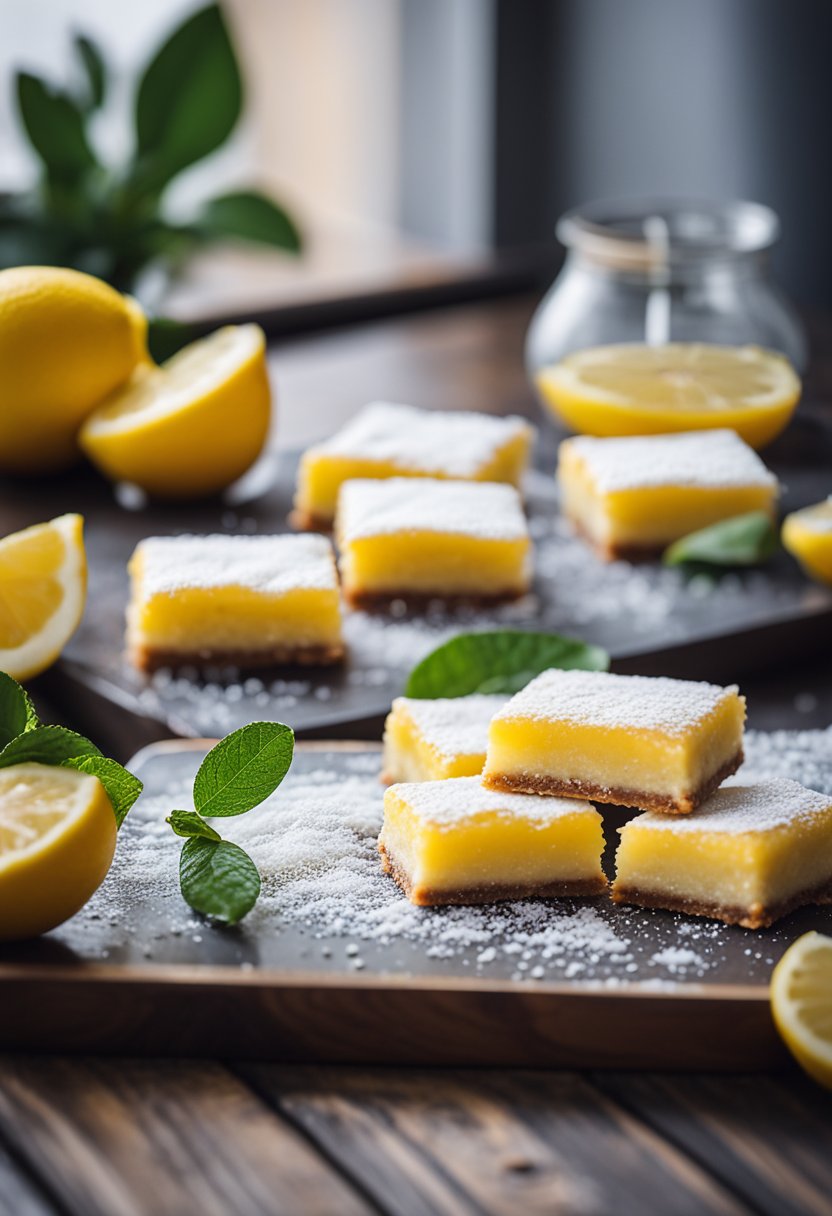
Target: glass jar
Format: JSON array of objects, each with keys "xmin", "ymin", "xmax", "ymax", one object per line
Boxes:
[{"xmin": 525, "ymin": 198, "xmax": 808, "ymax": 385}]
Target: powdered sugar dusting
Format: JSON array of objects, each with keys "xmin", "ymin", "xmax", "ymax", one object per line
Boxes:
[
  {"xmin": 135, "ymin": 533, "xmax": 339, "ymax": 596},
  {"xmin": 493, "ymin": 668, "xmax": 740, "ymax": 734},
  {"xmin": 392, "ymin": 694, "xmax": 507, "ymax": 759},
  {"xmin": 387, "ymin": 775, "xmax": 595, "ymax": 827},
  {"xmin": 336, "ymin": 478, "xmax": 529, "ymax": 542},
  {"xmin": 630, "ymin": 778, "xmax": 831, "ymax": 836},
  {"xmin": 564, "ymin": 429, "xmax": 778, "ymax": 493},
  {"xmin": 311, "ymin": 401, "xmax": 532, "ymax": 477}
]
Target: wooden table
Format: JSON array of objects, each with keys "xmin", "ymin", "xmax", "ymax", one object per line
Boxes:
[{"xmin": 2, "ymin": 294, "xmax": 831, "ymax": 1216}]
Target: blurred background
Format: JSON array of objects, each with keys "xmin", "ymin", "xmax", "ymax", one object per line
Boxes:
[{"xmin": 2, "ymin": 0, "xmax": 831, "ymax": 323}]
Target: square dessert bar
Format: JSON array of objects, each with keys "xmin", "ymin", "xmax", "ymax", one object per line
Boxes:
[
  {"xmin": 127, "ymin": 533, "xmax": 344, "ymax": 672},
  {"xmin": 293, "ymin": 401, "xmax": 533, "ymax": 529},
  {"xmin": 380, "ymin": 776, "xmax": 606, "ymax": 906},
  {"xmin": 335, "ymin": 477, "xmax": 532, "ymax": 606},
  {"xmin": 558, "ymin": 429, "xmax": 779, "ymax": 559},
  {"xmin": 612, "ymin": 778, "xmax": 832, "ymax": 928},
  {"xmin": 382, "ymin": 694, "xmax": 507, "ymax": 783},
  {"xmin": 483, "ymin": 669, "xmax": 745, "ymax": 815}
]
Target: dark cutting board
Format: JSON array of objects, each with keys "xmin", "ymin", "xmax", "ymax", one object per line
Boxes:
[
  {"xmin": 1, "ymin": 417, "xmax": 829, "ymax": 739},
  {"xmin": 1, "ymin": 738, "xmax": 830, "ymax": 1069}
]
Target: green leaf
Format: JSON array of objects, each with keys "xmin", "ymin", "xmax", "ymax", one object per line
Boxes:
[
  {"xmin": 167, "ymin": 809, "xmax": 221, "ymax": 841},
  {"xmin": 68, "ymin": 755, "xmax": 143, "ymax": 829},
  {"xmin": 664, "ymin": 511, "xmax": 778, "ymax": 568},
  {"xmin": 147, "ymin": 316, "xmax": 199, "ymax": 363},
  {"xmin": 135, "ymin": 3, "xmax": 242, "ymax": 189},
  {"xmin": 0, "ymin": 673, "xmax": 39, "ymax": 749},
  {"xmin": 199, "ymin": 190, "xmax": 301, "ymax": 252},
  {"xmin": 179, "ymin": 837, "xmax": 260, "ymax": 925},
  {"xmin": 0, "ymin": 724, "xmax": 101, "ymax": 769},
  {"xmin": 193, "ymin": 722, "xmax": 294, "ymax": 818},
  {"xmin": 405, "ymin": 630, "xmax": 610, "ymax": 698},
  {"xmin": 75, "ymin": 33, "xmax": 107, "ymax": 110},
  {"xmin": 16, "ymin": 72, "xmax": 98, "ymax": 182}
]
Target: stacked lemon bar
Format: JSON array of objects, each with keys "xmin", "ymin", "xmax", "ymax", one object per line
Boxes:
[{"xmin": 381, "ymin": 669, "xmax": 832, "ymax": 928}]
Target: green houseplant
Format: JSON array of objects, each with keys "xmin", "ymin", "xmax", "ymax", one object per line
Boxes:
[{"xmin": 0, "ymin": 3, "xmax": 301, "ymax": 294}]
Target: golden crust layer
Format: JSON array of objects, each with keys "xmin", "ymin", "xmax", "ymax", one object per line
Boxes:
[
  {"xmin": 612, "ymin": 875, "xmax": 832, "ymax": 930},
  {"xmin": 288, "ymin": 507, "xmax": 333, "ymax": 533},
  {"xmin": 566, "ymin": 512, "xmax": 669, "ymax": 562},
  {"xmin": 344, "ymin": 586, "xmax": 527, "ymax": 611},
  {"xmin": 129, "ymin": 641, "xmax": 345, "ymax": 674},
  {"xmin": 379, "ymin": 841, "xmax": 608, "ymax": 908},
  {"xmin": 482, "ymin": 750, "xmax": 744, "ymax": 816}
]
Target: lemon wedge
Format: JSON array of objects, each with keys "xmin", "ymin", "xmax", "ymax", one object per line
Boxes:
[
  {"xmin": 771, "ymin": 931, "xmax": 832, "ymax": 1089},
  {"xmin": 0, "ymin": 266, "xmax": 147, "ymax": 473},
  {"xmin": 782, "ymin": 499, "xmax": 832, "ymax": 585},
  {"xmin": 0, "ymin": 514, "xmax": 87, "ymax": 680},
  {"xmin": 537, "ymin": 343, "xmax": 801, "ymax": 449},
  {"xmin": 80, "ymin": 324, "xmax": 271, "ymax": 498},
  {"xmin": 0, "ymin": 762, "xmax": 116, "ymax": 941}
]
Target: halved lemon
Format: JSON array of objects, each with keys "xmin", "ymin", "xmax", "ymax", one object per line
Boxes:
[
  {"xmin": 537, "ymin": 343, "xmax": 801, "ymax": 449},
  {"xmin": 0, "ymin": 514, "xmax": 87, "ymax": 680},
  {"xmin": 79, "ymin": 324, "xmax": 271, "ymax": 498},
  {"xmin": 0, "ymin": 762, "xmax": 116, "ymax": 940},
  {"xmin": 782, "ymin": 499, "xmax": 832, "ymax": 585},
  {"xmin": 771, "ymin": 931, "xmax": 832, "ymax": 1089}
]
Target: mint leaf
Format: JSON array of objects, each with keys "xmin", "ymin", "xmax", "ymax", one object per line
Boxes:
[
  {"xmin": 179, "ymin": 837, "xmax": 260, "ymax": 925},
  {"xmin": 193, "ymin": 722, "xmax": 294, "ymax": 818},
  {"xmin": 0, "ymin": 725, "xmax": 101, "ymax": 768},
  {"xmin": 664, "ymin": 511, "xmax": 778, "ymax": 568},
  {"xmin": 405, "ymin": 630, "xmax": 610, "ymax": 698},
  {"xmin": 0, "ymin": 672, "xmax": 38, "ymax": 749},
  {"xmin": 68, "ymin": 755, "xmax": 142, "ymax": 828},
  {"xmin": 167, "ymin": 810, "xmax": 221, "ymax": 841}
]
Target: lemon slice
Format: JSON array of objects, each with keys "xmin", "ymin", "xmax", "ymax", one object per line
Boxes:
[
  {"xmin": 0, "ymin": 762, "xmax": 116, "ymax": 941},
  {"xmin": 782, "ymin": 499, "xmax": 832, "ymax": 585},
  {"xmin": 771, "ymin": 931, "xmax": 832, "ymax": 1089},
  {"xmin": 80, "ymin": 324, "xmax": 271, "ymax": 498},
  {"xmin": 537, "ymin": 343, "xmax": 801, "ymax": 449},
  {"xmin": 0, "ymin": 514, "xmax": 87, "ymax": 680}
]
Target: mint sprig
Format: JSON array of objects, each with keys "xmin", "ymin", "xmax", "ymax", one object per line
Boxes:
[
  {"xmin": 405, "ymin": 630, "xmax": 610, "ymax": 699},
  {"xmin": 166, "ymin": 721, "xmax": 295, "ymax": 926},
  {"xmin": 664, "ymin": 511, "xmax": 778, "ymax": 568},
  {"xmin": 0, "ymin": 676, "xmax": 141, "ymax": 827}
]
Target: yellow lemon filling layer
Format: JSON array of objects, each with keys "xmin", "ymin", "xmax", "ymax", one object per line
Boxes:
[
  {"xmin": 341, "ymin": 532, "xmax": 530, "ymax": 598},
  {"xmin": 382, "ymin": 695, "xmax": 506, "ymax": 782}
]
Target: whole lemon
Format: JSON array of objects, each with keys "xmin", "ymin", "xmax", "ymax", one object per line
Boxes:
[{"xmin": 0, "ymin": 266, "xmax": 148, "ymax": 473}]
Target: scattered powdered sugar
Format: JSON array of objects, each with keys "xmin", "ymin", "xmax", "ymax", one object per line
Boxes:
[
  {"xmin": 66, "ymin": 728, "xmax": 832, "ymax": 983},
  {"xmin": 385, "ymin": 775, "xmax": 594, "ymax": 827},
  {"xmin": 135, "ymin": 533, "xmax": 339, "ymax": 595},
  {"xmin": 336, "ymin": 478, "xmax": 529, "ymax": 542},
  {"xmin": 392, "ymin": 695, "xmax": 508, "ymax": 759},
  {"xmin": 493, "ymin": 668, "xmax": 739, "ymax": 734},
  {"xmin": 627, "ymin": 778, "xmax": 831, "ymax": 836},
  {"xmin": 310, "ymin": 401, "xmax": 532, "ymax": 478},
  {"xmin": 565, "ymin": 429, "xmax": 778, "ymax": 492}
]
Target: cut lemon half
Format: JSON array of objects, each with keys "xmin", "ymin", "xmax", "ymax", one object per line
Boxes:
[
  {"xmin": 0, "ymin": 514, "xmax": 87, "ymax": 680},
  {"xmin": 771, "ymin": 931, "xmax": 832, "ymax": 1089},
  {"xmin": 0, "ymin": 762, "xmax": 116, "ymax": 941},
  {"xmin": 537, "ymin": 343, "xmax": 801, "ymax": 449},
  {"xmin": 782, "ymin": 499, "xmax": 832, "ymax": 585},
  {"xmin": 79, "ymin": 323, "xmax": 271, "ymax": 498}
]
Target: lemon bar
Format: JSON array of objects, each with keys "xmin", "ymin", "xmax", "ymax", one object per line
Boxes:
[
  {"xmin": 380, "ymin": 776, "xmax": 606, "ymax": 906},
  {"xmin": 336, "ymin": 478, "xmax": 532, "ymax": 606},
  {"xmin": 558, "ymin": 429, "xmax": 779, "ymax": 559},
  {"xmin": 483, "ymin": 669, "xmax": 745, "ymax": 814},
  {"xmin": 382, "ymin": 694, "xmax": 507, "ymax": 783},
  {"xmin": 782, "ymin": 498, "xmax": 832, "ymax": 585},
  {"xmin": 293, "ymin": 401, "xmax": 533, "ymax": 529},
  {"xmin": 127, "ymin": 533, "xmax": 344, "ymax": 671},
  {"xmin": 612, "ymin": 779, "xmax": 832, "ymax": 928}
]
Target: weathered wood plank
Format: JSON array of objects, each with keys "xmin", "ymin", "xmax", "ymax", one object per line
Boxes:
[
  {"xmin": 0, "ymin": 1138, "xmax": 58, "ymax": 1216},
  {"xmin": 242, "ymin": 1065, "xmax": 751, "ymax": 1216},
  {"xmin": 0, "ymin": 1057, "xmax": 373, "ymax": 1216},
  {"xmin": 594, "ymin": 1072, "xmax": 832, "ymax": 1216}
]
